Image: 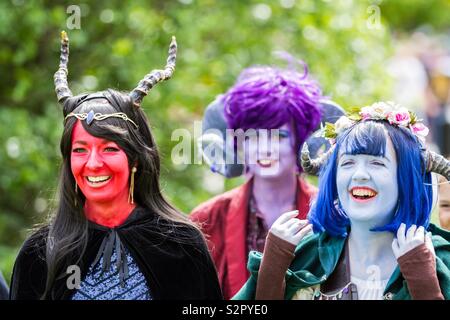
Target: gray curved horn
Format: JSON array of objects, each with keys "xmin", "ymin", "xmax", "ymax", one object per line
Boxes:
[
  {"xmin": 425, "ymin": 150, "xmax": 450, "ymax": 181},
  {"xmin": 301, "ymin": 143, "xmax": 335, "ymax": 176},
  {"xmin": 129, "ymin": 36, "xmax": 177, "ymax": 107},
  {"xmin": 53, "ymin": 31, "xmax": 73, "ymax": 104}
]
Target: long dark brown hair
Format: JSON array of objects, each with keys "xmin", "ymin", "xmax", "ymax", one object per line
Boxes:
[{"xmin": 41, "ymin": 89, "xmax": 202, "ymax": 298}]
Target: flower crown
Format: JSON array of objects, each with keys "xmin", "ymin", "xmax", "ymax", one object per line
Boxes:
[{"xmin": 323, "ymin": 101, "xmax": 429, "ymax": 144}]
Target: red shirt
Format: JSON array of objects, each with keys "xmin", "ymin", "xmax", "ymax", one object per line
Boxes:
[{"xmin": 190, "ymin": 176, "xmax": 317, "ymax": 299}]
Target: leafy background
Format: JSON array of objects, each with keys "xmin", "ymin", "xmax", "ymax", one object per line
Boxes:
[{"xmin": 0, "ymin": 0, "xmax": 449, "ymax": 283}]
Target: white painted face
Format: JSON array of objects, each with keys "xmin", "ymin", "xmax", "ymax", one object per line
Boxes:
[
  {"xmin": 336, "ymin": 133, "xmax": 398, "ymax": 227},
  {"xmin": 244, "ymin": 123, "xmax": 297, "ymax": 178}
]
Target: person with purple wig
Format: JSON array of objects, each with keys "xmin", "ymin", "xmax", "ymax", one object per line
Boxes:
[{"xmin": 190, "ymin": 61, "xmax": 324, "ymax": 299}]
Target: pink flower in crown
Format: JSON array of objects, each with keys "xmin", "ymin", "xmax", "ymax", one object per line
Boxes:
[
  {"xmin": 410, "ymin": 122, "xmax": 429, "ymax": 143},
  {"xmin": 387, "ymin": 107, "xmax": 411, "ymax": 127}
]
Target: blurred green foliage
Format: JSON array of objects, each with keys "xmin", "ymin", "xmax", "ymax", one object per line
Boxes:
[{"xmin": 0, "ymin": 0, "xmax": 448, "ymax": 284}]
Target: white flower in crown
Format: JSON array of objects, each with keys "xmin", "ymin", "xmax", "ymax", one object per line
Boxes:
[
  {"xmin": 334, "ymin": 116, "xmax": 354, "ymax": 135},
  {"xmin": 360, "ymin": 101, "xmax": 393, "ymax": 120}
]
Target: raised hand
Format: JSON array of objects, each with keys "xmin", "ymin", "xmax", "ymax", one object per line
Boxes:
[
  {"xmin": 392, "ymin": 223, "xmax": 435, "ymax": 259},
  {"xmin": 269, "ymin": 210, "xmax": 312, "ymax": 246}
]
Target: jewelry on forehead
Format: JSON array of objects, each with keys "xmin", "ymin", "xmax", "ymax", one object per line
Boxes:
[{"xmin": 65, "ymin": 110, "xmax": 138, "ymax": 128}]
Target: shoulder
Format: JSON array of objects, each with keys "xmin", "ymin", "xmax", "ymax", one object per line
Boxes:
[
  {"xmin": 429, "ymin": 223, "xmax": 450, "ymax": 243},
  {"xmin": 429, "ymin": 224, "xmax": 450, "ymax": 262},
  {"xmin": 298, "ymin": 176, "xmax": 318, "ymax": 198},
  {"xmin": 10, "ymin": 227, "xmax": 49, "ymax": 300},
  {"xmin": 151, "ymin": 214, "xmax": 210, "ymax": 252},
  {"xmin": 15, "ymin": 227, "xmax": 49, "ymax": 262},
  {"xmin": 189, "ymin": 184, "xmax": 244, "ymax": 222},
  {"xmin": 427, "ymin": 224, "xmax": 450, "ymax": 298},
  {"xmin": 247, "ymin": 232, "xmax": 322, "ymax": 276},
  {"xmin": 295, "ymin": 230, "xmax": 321, "ymax": 253}
]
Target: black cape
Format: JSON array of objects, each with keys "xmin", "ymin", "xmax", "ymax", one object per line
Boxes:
[{"xmin": 9, "ymin": 207, "xmax": 223, "ymax": 300}]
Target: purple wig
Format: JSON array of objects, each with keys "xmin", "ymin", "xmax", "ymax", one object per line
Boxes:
[{"xmin": 222, "ymin": 58, "xmax": 323, "ymax": 169}]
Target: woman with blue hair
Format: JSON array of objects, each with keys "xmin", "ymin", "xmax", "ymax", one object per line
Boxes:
[{"xmin": 234, "ymin": 101, "xmax": 450, "ymax": 300}]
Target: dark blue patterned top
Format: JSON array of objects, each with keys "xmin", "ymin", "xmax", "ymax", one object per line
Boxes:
[{"xmin": 71, "ymin": 247, "xmax": 152, "ymax": 300}]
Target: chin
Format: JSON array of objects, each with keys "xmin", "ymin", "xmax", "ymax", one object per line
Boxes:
[
  {"xmin": 348, "ymin": 211, "xmax": 392, "ymax": 226},
  {"xmin": 83, "ymin": 193, "xmax": 117, "ymax": 204},
  {"xmin": 254, "ymin": 169, "xmax": 282, "ymax": 179}
]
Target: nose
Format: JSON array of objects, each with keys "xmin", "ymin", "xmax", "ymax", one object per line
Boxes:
[
  {"xmin": 86, "ymin": 149, "xmax": 103, "ymax": 170},
  {"xmin": 257, "ymin": 130, "xmax": 277, "ymax": 156},
  {"xmin": 352, "ymin": 163, "xmax": 370, "ymax": 182}
]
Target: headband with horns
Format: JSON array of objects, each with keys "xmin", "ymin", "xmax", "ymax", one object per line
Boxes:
[{"xmin": 54, "ymin": 31, "xmax": 177, "ymax": 108}]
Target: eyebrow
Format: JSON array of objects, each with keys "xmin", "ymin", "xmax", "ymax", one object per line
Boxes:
[
  {"xmin": 72, "ymin": 140, "xmax": 87, "ymax": 145},
  {"xmin": 338, "ymin": 153, "xmax": 391, "ymax": 162},
  {"xmin": 72, "ymin": 139, "xmax": 111, "ymax": 145}
]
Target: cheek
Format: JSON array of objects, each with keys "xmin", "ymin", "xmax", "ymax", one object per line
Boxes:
[
  {"xmin": 277, "ymin": 139, "xmax": 296, "ymax": 161},
  {"xmin": 71, "ymin": 156, "xmax": 85, "ymax": 179},
  {"xmin": 336, "ymin": 168, "xmax": 350, "ymax": 191},
  {"xmin": 278, "ymin": 138, "xmax": 292, "ymax": 152},
  {"xmin": 378, "ymin": 169, "xmax": 398, "ymax": 197},
  {"xmin": 107, "ymin": 154, "xmax": 130, "ymax": 179},
  {"xmin": 244, "ymin": 141, "xmax": 258, "ymax": 160}
]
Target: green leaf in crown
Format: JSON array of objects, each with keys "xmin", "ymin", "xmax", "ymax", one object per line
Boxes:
[{"xmin": 324, "ymin": 122, "xmax": 337, "ymax": 139}]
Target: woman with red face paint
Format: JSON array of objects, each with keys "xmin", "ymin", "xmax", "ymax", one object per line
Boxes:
[{"xmin": 9, "ymin": 31, "xmax": 222, "ymax": 300}]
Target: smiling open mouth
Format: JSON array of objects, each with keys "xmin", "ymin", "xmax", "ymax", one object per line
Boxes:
[
  {"xmin": 257, "ymin": 159, "xmax": 277, "ymax": 168},
  {"xmin": 86, "ymin": 176, "xmax": 111, "ymax": 184},
  {"xmin": 349, "ymin": 187, "xmax": 378, "ymax": 201}
]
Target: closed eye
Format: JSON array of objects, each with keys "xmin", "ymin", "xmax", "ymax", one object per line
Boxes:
[
  {"xmin": 340, "ymin": 160, "xmax": 354, "ymax": 167},
  {"xmin": 440, "ymin": 201, "xmax": 450, "ymax": 208},
  {"xmin": 370, "ymin": 160, "xmax": 385, "ymax": 167}
]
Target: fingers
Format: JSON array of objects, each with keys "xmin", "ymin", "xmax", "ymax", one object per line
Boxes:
[
  {"xmin": 274, "ymin": 210, "xmax": 299, "ymax": 226},
  {"xmin": 394, "ymin": 223, "xmax": 429, "ymax": 259},
  {"xmin": 287, "ymin": 219, "xmax": 308, "ymax": 233},
  {"xmin": 391, "ymin": 238, "xmax": 400, "ymax": 258},
  {"xmin": 406, "ymin": 224, "xmax": 417, "ymax": 242},
  {"xmin": 425, "ymin": 232, "xmax": 435, "ymax": 256},
  {"xmin": 292, "ymin": 224, "xmax": 313, "ymax": 242},
  {"xmin": 397, "ymin": 223, "xmax": 406, "ymax": 245},
  {"xmin": 284, "ymin": 217, "xmax": 301, "ymax": 229},
  {"xmin": 425, "ymin": 231, "xmax": 432, "ymax": 245},
  {"xmin": 414, "ymin": 226, "xmax": 425, "ymax": 242}
]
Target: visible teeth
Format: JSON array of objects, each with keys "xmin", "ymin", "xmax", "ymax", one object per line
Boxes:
[
  {"xmin": 87, "ymin": 176, "xmax": 111, "ymax": 183},
  {"xmin": 352, "ymin": 188, "xmax": 376, "ymax": 197},
  {"xmin": 258, "ymin": 159, "xmax": 272, "ymax": 165}
]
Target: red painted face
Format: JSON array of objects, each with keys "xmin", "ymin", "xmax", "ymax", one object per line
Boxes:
[{"xmin": 71, "ymin": 121, "xmax": 130, "ymax": 205}]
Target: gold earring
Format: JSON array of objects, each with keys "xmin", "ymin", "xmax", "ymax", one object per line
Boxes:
[
  {"xmin": 128, "ymin": 167, "xmax": 137, "ymax": 204},
  {"xmin": 74, "ymin": 182, "xmax": 78, "ymax": 206}
]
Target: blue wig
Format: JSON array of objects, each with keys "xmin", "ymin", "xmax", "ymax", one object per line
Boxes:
[{"xmin": 308, "ymin": 120, "xmax": 433, "ymax": 237}]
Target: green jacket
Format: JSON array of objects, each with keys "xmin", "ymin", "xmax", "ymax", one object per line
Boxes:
[{"xmin": 233, "ymin": 224, "xmax": 450, "ymax": 300}]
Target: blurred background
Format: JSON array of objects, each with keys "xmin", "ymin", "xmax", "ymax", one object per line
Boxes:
[{"xmin": 0, "ymin": 0, "xmax": 449, "ymax": 283}]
